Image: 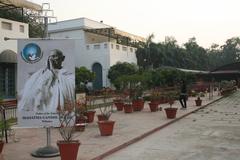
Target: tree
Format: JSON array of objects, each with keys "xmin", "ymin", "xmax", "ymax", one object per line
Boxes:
[
  {"xmin": 136, "ymin": 34, "xmax": 155, "ymax": 69},
  {"xmin": 207, "ymin": 44, "xmax": 222, "ymax": 70},
  {"xmin": 0, "ymin": 8, "xmax": 44, "ymax": 37},
  {"xmin": 183, "ymin": 37, "xmax": 208, "ymax": 70},
  {"xmin": 75, "ymin": 67, "xmax": 95, "ymax": 92},
  {"xmin": 221, "ymin": 37, "xmax": 240, "ymax": 64},
  {"xmin": 108, "ymin": 62, "xmax": 138, "ymax": 89}
]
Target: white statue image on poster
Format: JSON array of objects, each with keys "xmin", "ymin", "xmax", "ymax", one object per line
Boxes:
[
  {"xmin": 18, "ymin": 49, "xmax": 75, "ymax": 112},
  {"xmin": 17, "ymin": 39, "xmax": 75, "ymax": 127}
]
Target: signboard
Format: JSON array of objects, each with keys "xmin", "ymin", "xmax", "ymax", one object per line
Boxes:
[{"xmin": 17, "ymin": 39, "xmax": 75, "ymax": 127}]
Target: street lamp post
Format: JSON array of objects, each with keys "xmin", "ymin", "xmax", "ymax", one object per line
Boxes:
[{"xmin": 30, "ymin": 3, "xmax": 59, "ymax": 158}]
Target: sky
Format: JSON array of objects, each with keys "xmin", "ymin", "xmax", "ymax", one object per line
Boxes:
[{"xmin": 30, "ymin": 0, "xmax": 240, "ymax": 48}]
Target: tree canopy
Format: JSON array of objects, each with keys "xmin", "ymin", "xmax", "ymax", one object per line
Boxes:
[
  {"xmin": 0, "ymin": 8, "xmax": 44, "ymax": 37},
  {"xmin": 75, "ymin": 67, "xmax": 95, "ymax": 92},
  {"xmin": 108, "ymin": 62, "xmax": 138, "ymax": 89},
  {"xmin": 136, "ymin": 36, "xmax": 240, "ymax": 71}
]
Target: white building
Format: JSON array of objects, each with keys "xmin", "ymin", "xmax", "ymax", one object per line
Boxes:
[
  {"xmin": 48, "ymin": 18, "xmax": 145, "ymax": 90},
  {"xmin": 0, "ymin": 17, "xmax": 29, "ymax": 98}
]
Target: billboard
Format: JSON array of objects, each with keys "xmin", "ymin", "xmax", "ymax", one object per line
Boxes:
[{"xmin": 17, "ymin": 39, "xmax": 75, "ymax": 127}]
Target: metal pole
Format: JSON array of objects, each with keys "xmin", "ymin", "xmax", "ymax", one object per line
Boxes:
[
  {"xmin": 3, "ymin": 108, "xmax": 8, "ymax": 143},
  {"xmin": 46, "ymin": 128, "xmax": 51, "ymax": 146},
  {"xmin": 44, "ymin": 17, "xmax": 48, "ymax": 38},
  {"xmin": 31, "ymin": 11, "xmax": 59, "ymax": 157},
  {"xmin": 43, "ymin": 16, "xmax": 52, "ymax": 149}
]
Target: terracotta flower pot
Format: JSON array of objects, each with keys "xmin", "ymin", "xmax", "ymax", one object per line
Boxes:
[
  {"xmin": 98, "ymin": 120, "xmax": 115, "ymax": 136},
  {"xmin": 97, "ymin": 114, "xmax": 109, "ymax": 121},
  {"xmin": 75, "ymin": 116, "xmax": 86, "ymax": 124},
  {"xmin": 114, "ymin": 102, "xmax": 124, "ymax": 111},
  {"xmin": 132, "ymin": 99, "xmax": 144, "ymax": 111},
  {"xmin": 164, "ymin": 107, "xmax": 178, "ymax": 119},
  {"xmin": 84, "ymin": 110, "xmax": 96, "ymax": 123},
  {"xmin": 124, "ymin": 104, "xmax": 133, "ymax": 113},
  {"xmin": 195, "ymin": 99, "xmax": 202, "ymax": 106},
  {"xmin": 148, "ymin": 102, "xmax": 158, "ymax": 112},
  {"xmin": 57, "ymin": 140, "xmax": 80, "ymax": 160}
]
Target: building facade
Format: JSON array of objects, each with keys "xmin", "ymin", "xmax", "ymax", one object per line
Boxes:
[
  {"xmin": 48, "ymin": 18, "xmax": 144, "ymax": 90},
  {"xmin": 0, "ymin": 18, "xmax": 28, "ymax": 98}
]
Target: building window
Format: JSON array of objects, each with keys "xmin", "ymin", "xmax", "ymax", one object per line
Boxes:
[
  {"xmin": 0, "ymin": 64, "xmax": 16, "ymax": 98},
  {"xmin": 116, "ymin": 45, "xmax": 119, "ymax": 50},
  {"xmin": 122, "ymin": 46, "xmax": 127, "ymax": 51},
  {"xmin": 94, "ymin": 44, "xmax": 100, "ymax": 49},
  {"xmin": 104, "ymin": 43, "xmax": 107, "ymax": 48},
  {"xmin": 19, "ymin": 25, "xmax": 24, "ymax": 33},
  {"xmin": 86, "ymin": 45, "xmax": 90, "ymax": 50},
  {"xmin": 130, "ymin": 48, "xmax": 133, "ymax": 52},
  {"xmin": 1, "ymin": 21, "xmax": 12, "ymax": 30}
]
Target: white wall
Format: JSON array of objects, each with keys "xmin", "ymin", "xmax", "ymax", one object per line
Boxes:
[
  {"xmin": 0, "ymin": 18, "xmax": 28, "ymax": 53},
  {"xmin": 48, "ymin": 18, "xmax": 111, "ymax": 33},
  {"xmin": 49, "ymin": 30, "xmax": 84, "ymax": 39},
  {"xmin": 48, "ymin": 18, "xmax": 85, "ymax": 33},
  {"xmin": 48, "ymin": 18, "xmax": 139, "ymax": 88},
  {"xmin": 82, "ymin": 42, "xmax": 110, "ymax": 87},
  {"xmin": 109, "ymin": 43, "xmax": 137, "ymax": 66}
]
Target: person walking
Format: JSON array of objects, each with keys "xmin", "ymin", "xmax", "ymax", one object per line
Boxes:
[{"xmin": 179, "ymin": 80, "xmax": 187, "ymax": 109}]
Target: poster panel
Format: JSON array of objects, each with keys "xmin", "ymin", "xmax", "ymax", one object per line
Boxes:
[{"xmin": 17, "ymin": 39, "xmax": 75, "ymax": 127}]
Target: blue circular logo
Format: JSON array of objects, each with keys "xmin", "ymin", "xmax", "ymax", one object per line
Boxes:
[{"xmin": 21, "ymin": 43, "xmax": 42, "ymax": 63}]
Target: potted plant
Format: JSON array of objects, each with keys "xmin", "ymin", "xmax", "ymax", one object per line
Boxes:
[
  {"xmin": 113, "ymin": 95, "xmax": 124, "ymax": 111},
  {"xmin": 75, "ymin": 100, "xmax": 87, "ymax": 132},
  {"xmin": 57, "ymin": 100, "xmax": 80, "ymax": 160},
  {"xmin": 131, "ymin": 85, "xmax": 144, "ymax": 111},
  {"xmin": 97, "ymin": 104, "xmax": 115, "ymax": 136},
  {"xmin": 97, "ymin": 93, "xmax": 113, "ymax": 121},
  {"xmin": 164, "ymin": 91, "xmax": 178, "ymax": 119},
  {"xmin": 0, "ymin": 94, "xmax": 14, "ymax": 154},
  {"xmin": 195, "ymin": 92, "xmax": 203, "ymax": 106},
  {"xmin": 148, "ymin": 91, "xmax": 160, "ymax": 112},
  {"xmin": 83, "ymin": 96, "xmax": 96, "ymax": 123},
  {"xmin": 123, "ymin": 99, "xmax": 133, "ymax": 113}
]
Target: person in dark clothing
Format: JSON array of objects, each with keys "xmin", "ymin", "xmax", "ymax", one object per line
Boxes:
[
  {"xmin": 179, "ymin": 80, "xmax": 187, "ymax": 109},
  {"xmin": 84, "ymin": 81, "xmax": 89, "ymax": 95}
]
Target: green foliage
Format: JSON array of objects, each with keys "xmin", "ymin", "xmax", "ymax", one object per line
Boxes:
[
  {"xmin": 114, "ymin": 73, "xmax": 146, "ymax": 100},
  {"xmin": 108, "ymin": 62, "xmax": 138, "ymax": 89},
  {"xmin": 75, "ymin": 67, "xmax": 95, "ymax": 92},
  {"xmin": 0, "ymin": 93, "xmax": 3, "ymax": 103},
  {"xmin": 0, "ymin": 8, "xmax": 44, "ymax": 38},
  {"xmin": 148, "ymin": 68, "xmax": 191, "ymax": 88},
  {"xmin": 220, "ymin": 80, "xmax": 236, "ymax": 90},
  {"xmin": 0, "ymin": 118, "xmax": 15, "ymax": 139},
  {"xmin": 136, "ymin": 35, "xmax": 240, "ymax": 71}
]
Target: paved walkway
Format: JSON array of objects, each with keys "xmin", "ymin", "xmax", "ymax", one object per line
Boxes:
[
  {"xmin": 0, "ymin": 91, "xmax": 223, "ymax": 160},
  {"xmin": 105, "ymin": 91, "xmax": 240, "ymax": 160}
]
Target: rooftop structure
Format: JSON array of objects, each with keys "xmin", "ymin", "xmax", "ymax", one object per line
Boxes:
[{"xmin": 48, "ymin": 18, "xmax": 145, "ymax": 90}]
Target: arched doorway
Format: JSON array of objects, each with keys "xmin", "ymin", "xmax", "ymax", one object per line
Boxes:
[
  {"xmin": 92, "ymin": 63, "xmax": 103, "ymax": 90},
  {"xmin": 0, "ymin": 50, "xmax": 17, "ymax": 98}
]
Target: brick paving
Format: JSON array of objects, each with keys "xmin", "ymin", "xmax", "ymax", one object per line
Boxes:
[
  {"xmin": 1, "ymin": 91, "xmax": 222, "ymax": 160},
  {"xmin": 105, "ymin": 91, "xmax": 240, "ymax": 160}
]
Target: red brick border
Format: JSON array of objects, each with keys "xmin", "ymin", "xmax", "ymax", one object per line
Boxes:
[{"xmin": 91, "ymin": 97, "xmax": 223, "ymax": 160}]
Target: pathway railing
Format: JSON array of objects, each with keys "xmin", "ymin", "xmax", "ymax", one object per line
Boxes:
[{"xmin": 0, "ymin": 100, "xmax": 17, "ymax": 143}]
